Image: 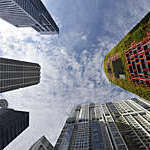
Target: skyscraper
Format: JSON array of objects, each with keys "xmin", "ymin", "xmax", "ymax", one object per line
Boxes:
[
  {"xmin": 0, "ymin": 57, "xmax": 41, "ymax": 93},
  {"xmin": 52, "ymin": 98, "xmax": 150, "ymax": 149},
  {"xmin": 104, "ymin": 12, "xmax": 150, "ymax": 100},
  {"xmin": 54, "ymin": 103, "xmax": 115, "ymax": 150},
  {"xmin": 29, "ymin": 98, "xmax": 150, "ymax": 149},
  {"xmin": 103, "ymin": 98, "xmax": 150, "ymax": 150},
  {"xmin": 0, "ymin": 108, "xmax": 29, "ymax": 149},
  {"xmin": 0, "ymin": 0, "xmax": 59, "ymax": 34},
  {"xmin": 29, "ymin": 136, "xmax": 53, "ymax": 150}
]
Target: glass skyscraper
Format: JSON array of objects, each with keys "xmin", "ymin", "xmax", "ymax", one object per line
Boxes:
[
  {"xmin": 0, "ymin": 108, "xmax": 29, "ymax": 149},
  {"xmin": 54, "ymin": 103, "xmax": 114, "ymax": 150},
  {"xmin": 0, "ymin": 0, "xmax": 59, "ymax": 34},
  {"xmin": 38, "ymin": 97, "xmax": 150, "ymax": 150},
  {"xmin": 0, "ymin": 57, "xmax": 41, "ymax": 93}
]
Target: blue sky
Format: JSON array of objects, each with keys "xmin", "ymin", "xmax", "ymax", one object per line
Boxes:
[{"xmin": 0, "ymin": 0, "xmax": 149, "ymax": 149}]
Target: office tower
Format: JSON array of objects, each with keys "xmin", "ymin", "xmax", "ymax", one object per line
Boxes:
[
  {"xmin": 102, "ymin": 98, "xmax": 150, "ymax": 150},
  {"xmin": 0, "ymin": 0, "xmax": 59, "ymax": 34},
  {"xmin": 29, "ymin": 136, "xmax": 53, "ymax": 150},
  {"xmin": 50, "ymin": 98, "xmax": 150, "ymax": 149},
  {"xmin": 0, "ymin": 99, "xmax": 8, "ymax": 108},
  {"xmin": 0, "ymin": 108, "xmax": 29, "ymax": 149},
  {"xmin": 104, "ymin": 12, "xmax": 150, "ymax": 100},
  {"xmin": 54, "ymin": 103, "xmax": 115, "ymax": 150},
  {"xmin": 0, "ymin": 57, "xmax": 41, "ymax": 93}
]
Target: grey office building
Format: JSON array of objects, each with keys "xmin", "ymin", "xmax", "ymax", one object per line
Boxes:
[
  {"xmin": 0, "ymin": 0, "xmax": 59, "ymax": 34},
  {"xmin": 28, "ymin": 98, "xmax": 150, "ymax": 149},
  {"xmin": 53, "ymin": 98, "xmax": 150, "ymax": 150},
  {"xmin": 29, "ymin": 136, "xmax": 53, "ymax": 150},
  {"xmin": 0, "ymin": 108, "xmax": 29, "ymax": 149},
  {"xmin": 54, "ymin": 103, "xmax": 114, "ymax": 150},
  {"xmin": 0, "ymin": 57, "xmax": 41, "ymax": 93},
  {"xmin": 102, "ymin": 98, "xmax": 150, "ymax": 150}
]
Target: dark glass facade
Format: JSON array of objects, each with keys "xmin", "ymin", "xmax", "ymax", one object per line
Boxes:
[
  {"xmin": 0, "ymin": 57, "xmax": 41, "ymax": 93},
  {"xmin": 0, "ymin": 0, "xmax": 59, "ymax": 34},
  {"xmin": 0, "ymin": 108, "xmax": 29, "ymax": 149}
]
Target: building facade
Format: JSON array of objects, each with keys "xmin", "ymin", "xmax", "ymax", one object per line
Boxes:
[
  {"xmin": 29, "ymin": 136, "xmax": 53, "ymax": 150},
  {"xmin": 103, "ymin": 98, "xmax": 150, "ymax": 150},
  {"xmin": 45, "ymin": 98, "xmax": 150, "ymax": 150},
  {"xmin": 125, "ymin": 36, "xmax": 150, "ymax": 86},
  {"xmin": 0, "ymin": 0, "xmax": 59, "ymax": 34},
  {"xmin": 54, "ymin": 103, "xmax": 114, "ymax": 150},
  {"xmin": 0, "ymin": 57, "xmax": 41, "ymax": 93},
  {"xmin": 0, "ymin": 108, "xmax": 29, "ymax": 149},
  {"xmin": 104, "ymin": 13, "xmax": 150, "ymax": 100}
]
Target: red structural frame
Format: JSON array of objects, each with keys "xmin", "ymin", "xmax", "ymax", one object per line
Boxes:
[{"xmin": 125, "ymin": 36, "xmax": 150, "ymax": 87}]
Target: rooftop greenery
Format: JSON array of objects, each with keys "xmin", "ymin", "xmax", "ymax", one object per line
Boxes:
[{"xmin": 104, "ymin": 12, "xmax": 150, "ymax": 100}]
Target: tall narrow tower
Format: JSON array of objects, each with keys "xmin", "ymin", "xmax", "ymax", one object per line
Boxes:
[
  {"xmin": 0, "ymin": 57, "xmax": 41, "ymax": 93},
  {"xmin": 0, "ymin": 0, "xmax": 59, "ymax": 34}
]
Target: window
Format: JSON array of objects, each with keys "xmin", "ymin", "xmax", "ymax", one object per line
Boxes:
[
  {"xmin": 39, "ymin": 145, "xmax": 45, "ymax": 150},
  {"xmin": 135, "ymin": 59, "xmax": 139, "ymax": 63},
  {"xmin": 132, "ymin": 62, "xmax": 136, "ymax": 69},
  {"xmin": 147, "ymin": 56, "xmax": 150, "ymax": 60},
  {"xmin": 141, "ymin": 60, "xmax": 146, "ymax": 69},
  {"xmin": 144, "ymin": 45, "xmax": 148, "ymax": 50},
  {"xmin": 137, "ymin": 65, "xmax": 142, "ymax": 73},
  {"xmin": 133, "ymin": 50, "xmax": 137, "ymax": 54},
  {"xmin": 148, "ymin": 63, "xmax": 150, "ymax": 69}
]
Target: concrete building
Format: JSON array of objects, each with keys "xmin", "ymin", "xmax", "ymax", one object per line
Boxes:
[
  {"xmin": 0, "ymin": 108, "xmax": 29, "ymax": 149},
  {"xmin": 29, "ymin": 136, "xmax": 53, "ymax": 150},
  {"xmin": 0, "ymin": 57, "xmax": 41, "ymax": 93},
  {"xmin": 0, "ymin": 0, "xmax": 59, "ymax": 34}
]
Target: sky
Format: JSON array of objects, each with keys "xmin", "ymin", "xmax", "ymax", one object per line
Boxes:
[{"xmin": 0, "ymin": 0, "xmax": 149, "ymax": 149}]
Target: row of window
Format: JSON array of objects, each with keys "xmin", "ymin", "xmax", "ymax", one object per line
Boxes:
[
  {"xmin": 0, "ymin": 64, "xmax": 40, "ymax": 71},
  {"xmin": 126, "ymin": 44, "xmax": 150, "ymax": 57},
  {"xmin": 0, "ymin": 77, "xmax": 40, "ymax": 88},
  {"xmin": 0, "ymin": 72, "xmax": 40, "ymax": 79}
]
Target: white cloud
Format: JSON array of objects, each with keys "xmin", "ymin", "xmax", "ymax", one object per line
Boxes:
[{"xmin": 81, "ymin": 35, "xmax": 87, "ymax": 40}]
